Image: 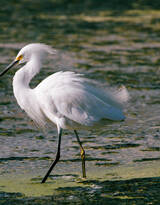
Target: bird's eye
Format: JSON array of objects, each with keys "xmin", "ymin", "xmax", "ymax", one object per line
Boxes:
[{"xmin": 16, "ymin": 55, "xmax": 23, "ymax": 61}]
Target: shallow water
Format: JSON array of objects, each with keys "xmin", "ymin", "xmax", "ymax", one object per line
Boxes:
[{"xmin": 0, "ymin": 3, "xmax": 160, "ymax": 204}]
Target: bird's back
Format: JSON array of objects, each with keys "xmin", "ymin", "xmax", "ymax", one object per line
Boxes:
[{"xmin": 34, "ymin": 71, "xmax": 128, "ymax": 128}]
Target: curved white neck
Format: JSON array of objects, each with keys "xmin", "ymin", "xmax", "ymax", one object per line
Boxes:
[
  {"xmin": 12, "ymin": 56, "xmax": 42, "ymax": 110},
  {"xmin": 13, "ymin": 56, "xmax": 42, "ymax": 89}
]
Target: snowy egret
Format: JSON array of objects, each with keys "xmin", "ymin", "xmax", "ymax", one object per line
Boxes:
[{"xmin": 0, "ymin": 43, "xmax": 128, "ymax": 183}]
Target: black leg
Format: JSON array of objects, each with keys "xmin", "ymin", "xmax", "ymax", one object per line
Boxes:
[
  {"xmin": 74, "ymin": 130, "xmax": 86, "ymax": 178},
  {"xmin": 41, "ymin": 128, "xmax": 62, "ymax": 183}
]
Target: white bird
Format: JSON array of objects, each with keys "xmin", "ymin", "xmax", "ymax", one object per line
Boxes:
[{"xmin": 0, "ymin": 43, "xmax": 129, "ymax": 183}]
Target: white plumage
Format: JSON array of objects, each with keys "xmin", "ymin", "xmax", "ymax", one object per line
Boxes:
[
  {"xmin": 35, "ymin": 71, "xmax": 126, "ymax": 128},
  {"xmin": 12, "ymin": 44, "xmax": 128, "ymax": 129},
  {"xmin": 0, "ymin": 43, "xmax": 129, "ymax": 183}
]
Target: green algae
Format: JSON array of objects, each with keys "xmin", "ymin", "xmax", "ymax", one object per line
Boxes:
[{"xmin": 0, "ymin": 161, "xmax": 160, "ymax": 204}]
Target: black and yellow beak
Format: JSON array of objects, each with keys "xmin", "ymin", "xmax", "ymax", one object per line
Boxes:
[
  {"xmin": 0, "ymin": 60, "xmax": 19, "ymax": 77},
  {"xmin": 0, "ymin": 55, "xmax": 23, "ymax": 77}
]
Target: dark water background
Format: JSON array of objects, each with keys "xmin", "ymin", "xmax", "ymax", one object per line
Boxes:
[{"xmin": 1, "ymin": 1, "xmax": 160, "ymax": 204}]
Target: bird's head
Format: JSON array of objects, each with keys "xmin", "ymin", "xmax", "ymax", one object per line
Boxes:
[{"xmin": 0, "ymin": 43, "xmax": 56, "ymax": 76}]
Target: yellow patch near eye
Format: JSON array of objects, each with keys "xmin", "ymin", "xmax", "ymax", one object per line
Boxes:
[{"xmin": 16, "ymin": 55, "xmax": 23, "ymax": 61}]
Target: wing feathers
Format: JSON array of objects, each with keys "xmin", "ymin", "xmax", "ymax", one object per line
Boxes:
[{"xmin": 35, "ymin": 71, "xmax": 127, "ymax": 127}]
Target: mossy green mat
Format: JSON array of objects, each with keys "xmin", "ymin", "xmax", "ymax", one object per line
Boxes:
[{"xmin": 0, "ymin": 160, "xmax": 159, "ymax": 198}]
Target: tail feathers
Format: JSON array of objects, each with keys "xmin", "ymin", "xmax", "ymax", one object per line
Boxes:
[
  {"xmin": 115, "ymin": 85, "xmax": 129, "ymax": 103},
  {"xmin": 111, "ymin": 86, "xmax": 130, "ymax": 109},
  {"xmin": 113, "ymin": 85, "xmax": 130, "ymax": 108}
]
